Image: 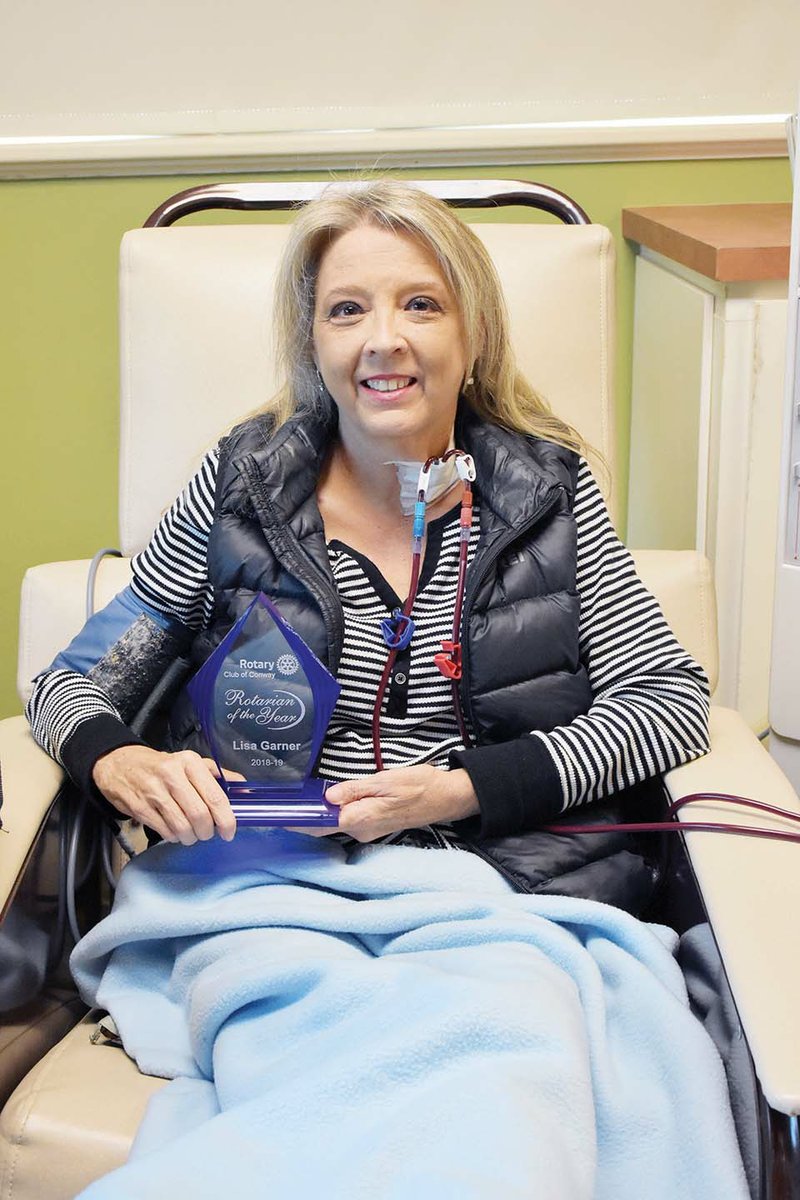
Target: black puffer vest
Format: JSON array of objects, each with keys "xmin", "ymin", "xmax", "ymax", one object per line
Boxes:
[{"xmin": 169, "ymin": 402, "xmax": 662, "ymax": 915}]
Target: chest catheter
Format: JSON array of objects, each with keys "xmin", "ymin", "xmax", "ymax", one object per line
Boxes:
[{"xmin": 373, "ymin": 447, "xmax": 476, "ymax": 771}]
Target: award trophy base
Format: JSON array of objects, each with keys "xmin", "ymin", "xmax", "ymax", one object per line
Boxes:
[{"xmin": 224, "ymin": 778, "xmax": 339, "ymax": 827}]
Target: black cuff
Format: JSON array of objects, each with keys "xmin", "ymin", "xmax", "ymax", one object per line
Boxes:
[
  {"xmin": 61, "ymin": 713, "xmax": 146, "ymax": 822},
  {"xmin": 449, "ymin": 736, "xmax": 564, "ymax": 839}
]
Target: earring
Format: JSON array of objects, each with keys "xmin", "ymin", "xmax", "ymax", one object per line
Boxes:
[{"xmin": 315, "ymin": 367, "xmax": 325, "ymax": 395}]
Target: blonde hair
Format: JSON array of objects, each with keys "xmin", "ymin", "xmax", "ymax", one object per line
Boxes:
[{"xmin": 267, "ymin": 178, "xmax": 584, "ymax": 454}]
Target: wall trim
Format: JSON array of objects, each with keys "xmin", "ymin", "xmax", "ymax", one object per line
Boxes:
[{"xmin": 0, "ymin": 120, "xmax": 789, "ymax": 180}]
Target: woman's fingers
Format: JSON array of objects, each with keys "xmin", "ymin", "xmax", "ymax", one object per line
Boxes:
[
  {"xmin": 132, "ymin": 804, "xmax": 173, "ymax": 845},
  {"xmin": 184, "ymin": 755, "xmax": 237, "ymax": 841},
  {"xmin": 323, "ymin": 778, "xmax": 365, "ymax": 807},
  {"xmin": 334, "ymin": 797, "xmax": 381, "ymax": 842},
  {"xmin": 203, "ymin": 759, "xmax": 246, "ymax": 784},
  {"xmin": 158, "ymin": 752, "xmax": 238, "ymax": 843},
  {"xmin": 324, "ymin": 766, "xmax": 479, "ymax": 843},
  {"xmin": 149, "ymin": 753, "xmax": 213, "ymax": 844},
  {"xmin": 92, "ymin": 746, "xmax": 237, "ymax": 844}
]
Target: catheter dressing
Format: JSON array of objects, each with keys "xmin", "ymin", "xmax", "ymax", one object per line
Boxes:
[{"xmin": 385, "ymin": 444, "xmax": 461, "ymax": 516}]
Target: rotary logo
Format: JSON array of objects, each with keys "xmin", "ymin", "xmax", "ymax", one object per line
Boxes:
[{"xmin": 277, "ymin": 654, "xmax": 300, "ymax": 676}]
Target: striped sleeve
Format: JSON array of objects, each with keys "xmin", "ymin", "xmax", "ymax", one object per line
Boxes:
[
  {"xmin": 528, "ymin": 459, "xmax": 711, "ymax": 809},
  {"xmin": 27, "ymin": 669, "xmax": 130, "ymax": 766},
  {"xmin": 26, "ymin": 449, "xmax": 220, "ymax": 772},
  {"xmin": 129, "ymin": 448, "xmax": 219, "ymax": 629}
]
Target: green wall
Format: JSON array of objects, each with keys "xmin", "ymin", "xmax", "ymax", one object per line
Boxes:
[{"xmin": 0, "ymin": 157, "xmax": 792, "ymax": 718}]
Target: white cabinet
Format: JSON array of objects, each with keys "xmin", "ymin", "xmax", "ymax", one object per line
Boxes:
[
  {"xmin": 770, "ymin": 147, "xmax": 800, "ymax": 792},
  {"xmin": 626, "ymin": 227, "xmax": 788, "ymax": 732}
]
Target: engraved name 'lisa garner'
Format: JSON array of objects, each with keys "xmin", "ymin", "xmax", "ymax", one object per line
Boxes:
[{"xmin": 231, "ymin": 740, "xmax": 302, "ymax": 751}]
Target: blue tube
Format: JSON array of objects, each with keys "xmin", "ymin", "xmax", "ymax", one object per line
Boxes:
[{"xmin": 413, "ymin": 500, "xmax": 426, "ymax": 540}]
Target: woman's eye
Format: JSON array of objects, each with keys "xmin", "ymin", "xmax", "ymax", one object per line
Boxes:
[
  {"xmin": 406, "ymin": 296, "xmax": 439, "ymax": 314},
  {"xmin": 329, "ymin": 301, "xmax": 362, "ymax": 319}
]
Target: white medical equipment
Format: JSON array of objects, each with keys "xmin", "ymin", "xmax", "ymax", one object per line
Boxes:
[{"xmin": 769, "ymin": 114, "xmax": 800, "ymax": 794}]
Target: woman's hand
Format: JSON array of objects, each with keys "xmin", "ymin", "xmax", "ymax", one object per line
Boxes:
[
  {"xmin": 92, "ymin": 745, "xmax": 239, "ymax": 845},
  {"xmin": 320, "ymin": 765, "xmax": 480, "ymax": 843}
]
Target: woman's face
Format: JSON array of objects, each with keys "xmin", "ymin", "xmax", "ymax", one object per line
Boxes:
[{"xmin": 312, "ymin": 223, "xmax": 468, "ymax": 459}]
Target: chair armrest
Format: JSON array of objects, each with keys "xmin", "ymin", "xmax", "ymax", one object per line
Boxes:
[
  {"xmin": 664, "ymin": 706, "xmax": 800, "ymax": 1115},
  {"xmin": 0, "ymin": 716, "xmax": 64, "ymax": 922}
]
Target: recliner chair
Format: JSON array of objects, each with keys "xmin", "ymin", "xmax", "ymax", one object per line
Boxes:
[{"xmin": 1, "ymin": 179, "xmax": 798, "ymax": 1200}]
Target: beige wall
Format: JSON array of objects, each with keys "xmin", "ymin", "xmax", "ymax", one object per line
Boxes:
[{"xmin": 1, "ymin": 1, "xmax": 796, "ymax": 167}]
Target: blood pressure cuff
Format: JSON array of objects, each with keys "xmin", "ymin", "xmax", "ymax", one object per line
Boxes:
[
  {"xmin": 49, "ymin": 585, "xmax": 190, "ymax": 719},
  {"xmin": 38, "ymin": 586, "xmax": 194, "ymax": 814}
]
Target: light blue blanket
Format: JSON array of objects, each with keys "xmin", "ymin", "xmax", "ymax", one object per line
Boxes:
[{"xmin": 71, "ymin": 830, "xmax": 748, "ymax": 1199}]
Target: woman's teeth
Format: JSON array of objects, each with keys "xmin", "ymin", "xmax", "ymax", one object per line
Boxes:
[{"xmin": 363, "ymin": 377, "xmax": 413, "ymax": 392}]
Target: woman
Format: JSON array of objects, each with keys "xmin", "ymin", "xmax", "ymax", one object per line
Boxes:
[{"xmin": 27, "ymin": 180, "xmax": 746, "ymax": 1198}]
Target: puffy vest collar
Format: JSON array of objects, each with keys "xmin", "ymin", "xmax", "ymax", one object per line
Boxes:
[
  {"xmin": 225, "ymin": 399, "xmax": 572, "ymax": 530},
  {"xmin": 230, "ymin": 402, "xmax": 337, "ymax": 527},
  {"xmin": 455, "ymin": 405, "xmax": 574, "ymax": 531}
]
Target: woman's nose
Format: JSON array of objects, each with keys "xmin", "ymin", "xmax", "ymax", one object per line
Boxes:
[{"xmin": 364, "ymin": 308, "xmax": 407, "ymax": 356}]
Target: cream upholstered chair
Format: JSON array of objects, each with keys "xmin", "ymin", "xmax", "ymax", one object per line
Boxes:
[{"xmin": 1, "ymin": 181, "xmax": 798, "ymax": 1199}]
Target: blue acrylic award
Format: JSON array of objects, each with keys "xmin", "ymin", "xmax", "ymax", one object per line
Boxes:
[{"xmin": 187, "ymin": 593, "xmax": 341, "ymax": 826}]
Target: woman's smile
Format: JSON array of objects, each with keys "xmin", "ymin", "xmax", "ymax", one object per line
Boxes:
[{"xmin": 359, "ymin": 373, "xmax": 417, "ymax": 399}]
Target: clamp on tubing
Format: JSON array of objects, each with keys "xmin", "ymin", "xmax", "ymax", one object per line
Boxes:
[
  {"xmin": 416, "ymin": 460, "xmax": 435, "ymax": 497},
  {"xmin": 455, "ymin": 453, "xmax": 477, "ymax": 482},
  {"xmin": 381, "ymin": 609, "xmax": 416, "ymax": 650},
  {"xmin": 435, "ymin": 640, "xmax": 463, "ymax": 680}
]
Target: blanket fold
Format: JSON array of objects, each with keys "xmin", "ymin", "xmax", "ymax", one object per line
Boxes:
[{"xmin": 70, "ymin": 830, "xmax": 748, "ymax": 1199}]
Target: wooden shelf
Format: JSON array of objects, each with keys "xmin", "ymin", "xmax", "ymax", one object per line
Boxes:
[{"xmin": 622, "ymin": 203, "xmax": 791, "ymax": 282}]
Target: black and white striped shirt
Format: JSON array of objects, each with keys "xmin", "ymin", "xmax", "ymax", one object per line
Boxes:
[{"xmin": 27, "ymin": 449, "xmax": 710, "ymax": 832}]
